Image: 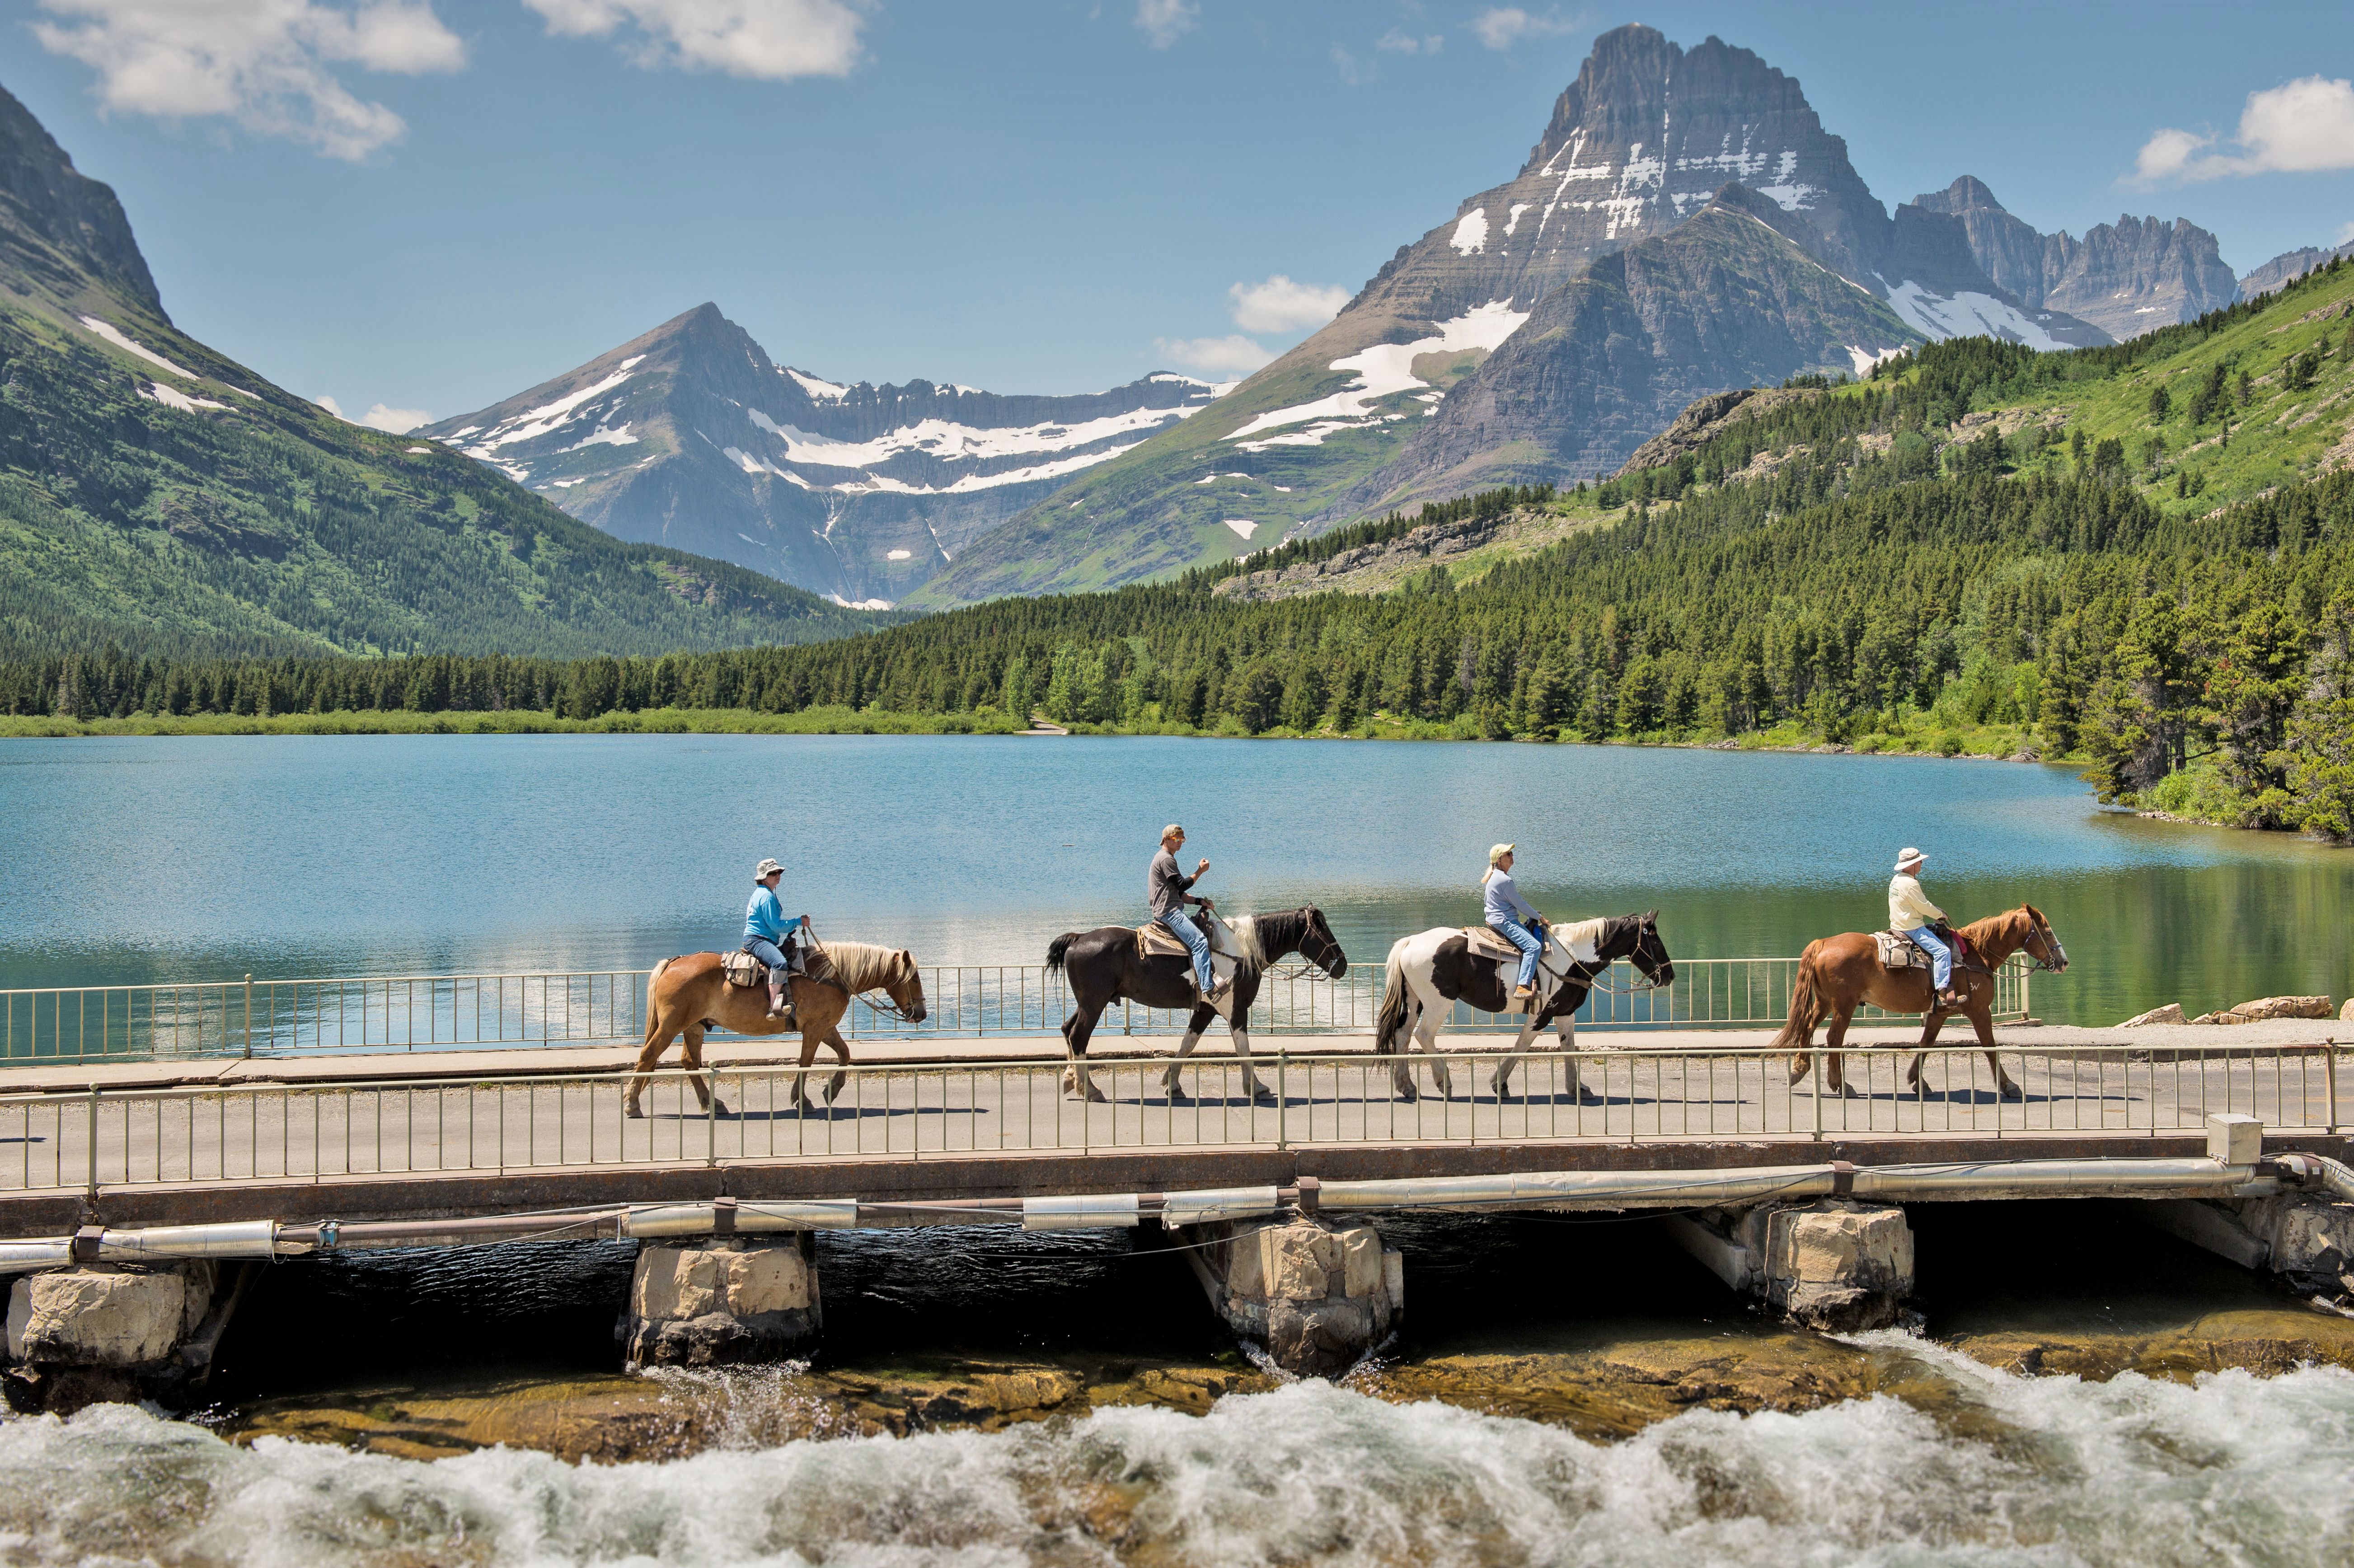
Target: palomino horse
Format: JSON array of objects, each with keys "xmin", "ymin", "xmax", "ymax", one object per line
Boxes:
[
  {"xmin": 1774, "ymin": 905, "xmax": 2068, "ymax": 1100},
  {"xmin": 1374, "ymin": 913, "xmax": 1675, "ymax": 1101},
  {"xmin": 624, "ymin": 941, "xmax": 929, "ymax": 1119},
  {"xmin": 1044, "ymin": 906, "xmax": 1348, "ymax": 1103}
]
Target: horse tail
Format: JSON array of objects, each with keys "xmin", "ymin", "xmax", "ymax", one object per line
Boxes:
[
  {"xmin": 1046, "ymin": 933, "xmax": 1076, "ymax": 974},
  {"xmin": 641, "ymin": 956, "xmax": 675, "ymax": 1050},
  {"xmin": 1769, "ymin": 942, "xmax": 1826, "ymax": 1053},
  {"xmin": 1374, "ymin": 944, "xmax": 1410, "ymax": 1057}
]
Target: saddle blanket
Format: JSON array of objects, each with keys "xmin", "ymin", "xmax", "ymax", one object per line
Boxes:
[
  {"xmin": 1876, "ymin": 930, "xmax": 1975, "ymax": 973},
  {"xmin": 1463, "ymin": 917, "xmax": 1605, "ymax": 970}
]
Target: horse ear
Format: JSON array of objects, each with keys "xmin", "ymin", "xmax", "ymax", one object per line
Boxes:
[{"xmin": 1644, "ymin": 910, "xmax": 1658, "ymax": 926}]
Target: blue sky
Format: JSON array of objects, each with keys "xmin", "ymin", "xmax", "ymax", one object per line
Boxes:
[{"xmin": 5, "ymin": 1, "xmax": 2350, "ymax": 430}]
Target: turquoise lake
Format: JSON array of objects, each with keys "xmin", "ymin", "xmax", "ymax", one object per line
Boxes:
[{"xmin": 2, "ymin": 733, "xmax": 2349, "ymax": 1025}]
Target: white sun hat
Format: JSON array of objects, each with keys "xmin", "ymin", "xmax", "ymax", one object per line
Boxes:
[
  {"xmin": 755, "ymin": 857, "xmax": 784, "ymax": 880},
  {"xmin": 1894, "ymin": 847, "xmax": 1926, "ymax": 873},
  {"xmin": 1489, "ymin": 843, "xmax": 1516, "ymax": 866}
]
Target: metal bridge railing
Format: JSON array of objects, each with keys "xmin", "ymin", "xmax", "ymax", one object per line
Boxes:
[
  {"xmin": 0, "ymin": 1034, "xmax": 2321, "ymax": 1197},
  {"xmin": 0, "ymin": 955, "xmax": 2031, "ymax": 1064}
]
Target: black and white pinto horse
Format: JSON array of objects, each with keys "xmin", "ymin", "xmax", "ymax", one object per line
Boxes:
[
  {"xmin": 1044, "ymin": 906, "xmax": 1348, "ymax": 1103},
  {"xmin": 1373, "ymin": 913, "xmax": 1675, "ymax": 1100}
]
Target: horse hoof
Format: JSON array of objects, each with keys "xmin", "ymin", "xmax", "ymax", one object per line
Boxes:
[
  {"xmin": 624, "ymin": 1102, "xmax": 642, "ymax": 1121},
  {"xmin": 1396, "ymin": 1084, "xmax": 1419, "ymax": 1104},
  {"xmin": 712, "ymin": 1099, "xmax": 733, "ymax": 1119},
  {"xmin": 2001, "ymin": 1084, "xmax": 2024, "ymax": 1103},
  {"xmin": 825, "ymin": 1073, "xmax": 847, "ymax": 1103},
  {"xmin": 1250, "ymin": 1086, "xmax": 1275, "ymax": 1105},
  {"xmin": 1165, "ymin": 1085, "xmax": 1191, "ymax": 1105}
]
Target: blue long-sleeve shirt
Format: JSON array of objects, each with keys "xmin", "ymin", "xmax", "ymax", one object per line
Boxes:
[
  {"xmin": 744, "ymin": 885, "xmax": 802, "ymax": 945},
  {"xmin": 1483, "ymin": 868, "xmax": 1538, "ymax": 927}
]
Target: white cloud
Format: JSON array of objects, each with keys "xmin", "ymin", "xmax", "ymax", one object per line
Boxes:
[
  {"xmin": 1155, "ymin": 335, "xmax": 1272, "ymax": 375},
  {"xmin": 31, "ymin": 0, "xmax": 463, "ymax": 159},
  {"xmin": 1229, "ymin": 275, "xmax": 1350, "ymax": 333},
  {"xmin": 1133, "ymin": 0, "xmax": 1196, "ymax": 48},
  {"xmin": 524, "ymin": 0, "xmax": 865, "ymax": 80},
  {"xmin": 1330, "ymin": 44, "xmax": 1372, "ymax": 86},
  {"xmin": 314, "ymin": 394, "xmax": 347, "ymax": 418},
  {"xmin": 358, "ymin": 402, "xmax": 430, "ymax": 432},
  {"xmin": 1468, "ymin": 6, "xmax": 1580, "ymax": 50},
  {"xmin": 1376, "ymin": 28, "xmax": 1442, "ymax": 54},
  {"xmin": 2134, "ymin": 75, "xmax": 2354, "ymax": 183},
  {"xmin": 2339, "ymin": 220, "xmax": 2354, "ymax": 246}
]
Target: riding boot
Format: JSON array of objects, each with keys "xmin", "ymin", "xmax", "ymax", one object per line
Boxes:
[
  {"xmin": 766, "ymin": 977, "xmax": 792, "ymax": 1022},
  {"xmin": 1512, "ymin": 985, "xmax": 1537, "ymax": 1011},
  {"xmin": 1937, "ymin": 985, "xmax": 1965, "ymax": 1010}
]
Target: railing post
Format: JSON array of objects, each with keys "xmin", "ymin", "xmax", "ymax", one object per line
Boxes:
[
  {"xmin": 84, "ymin": 1083, "xmax": 98, "ymax": 1197},
  {"xmin": 707, "ymin": 1072, "xmax": 720, "ymax": 1166},
  {"xmin": 2329, "ymin": 1038, "xmax": 2340, "ymax": 1137},
  {"xmin": 1810, "ymin": 1052, "xmax": 1823, "ymax": 1141},
  {"xmin": 1277, "ymin": 1051, "xmax": 1288, "ymax": 1150},
  {"xmin": 242, "ymin": 974, "xmax": 254, "ymax": 1059}
]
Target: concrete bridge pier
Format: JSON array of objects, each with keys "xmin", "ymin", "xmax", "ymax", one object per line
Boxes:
[
  {"xmin": 1665, "ymin": 1199, "xmax": 1917, "ymax": 1332},
  {"xmin": 621, "ymin": 1232, "xmax": 822, "ymax": 1369},
  {"xmin": 3, "ymin": 1258, "xmax": 240, "ymax": 1414},
  {"xmin": 1177, "ymin": 1212, "xmax": 1403, "ymax": 1377}
]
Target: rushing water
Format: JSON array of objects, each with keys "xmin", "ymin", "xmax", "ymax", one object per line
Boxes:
[
  {"xmin": 5, "ymin": 733, "xmax": 2354, "ymax": 1563},
  {"xmin": 2, "ymin": 733, "xmax": 2351, "ymax": 1022}
]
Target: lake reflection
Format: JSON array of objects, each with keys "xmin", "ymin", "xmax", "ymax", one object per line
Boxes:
[{"xmin": 1, "ymin": 734, "xmax": 2347, "ymax": 1023}]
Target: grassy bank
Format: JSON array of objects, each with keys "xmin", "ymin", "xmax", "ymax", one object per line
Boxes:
[{"xmin": 0, "ymin": 702, "xmax": 2057, "ymax": 758}]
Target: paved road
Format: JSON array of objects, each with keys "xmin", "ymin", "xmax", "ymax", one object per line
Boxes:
[{"xmin": 0, "ymin": 1035, "xmax": 2338, "ymax": 1195}]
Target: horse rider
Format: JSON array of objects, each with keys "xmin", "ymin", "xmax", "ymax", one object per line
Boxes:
[
  {"xmin": 1150, "ymin": 824, "xmax": 1231, "ymax": 1006},
  {"xmin": 1483, "ymin": 843, "xmax": 1548, "ymax": 1009},
  {"xmin": 744, "ymin": 857, "xmax": 807, "ymax": 1021},
  {"xmin": 1890, "ymin": 846, "xmax": 1965, "ymax": 1010}
]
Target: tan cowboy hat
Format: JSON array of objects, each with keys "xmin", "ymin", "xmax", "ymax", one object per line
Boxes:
[
  {"xmin": 1894, "ymin": 847, "xmax": 1926, "ymax": 873},
  {"xmin": 1489, "ymin": 843, "xmax": 1515, "ymax": 866},
  {"xmin": 754, "ymin": 857, "xmax": 784, "ymax": 880}
]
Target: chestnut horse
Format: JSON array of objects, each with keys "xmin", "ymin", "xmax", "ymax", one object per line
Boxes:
[
  {"xmin": 624, "ymin": 940, "xmax": 929, "ymax": 1118},
  {"xmin": 1773, "ymin": 906, "xmax": 2068, "ymax": 1100}
]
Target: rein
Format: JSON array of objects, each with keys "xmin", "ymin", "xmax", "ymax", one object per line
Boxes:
[
  {"xmin": 802, "ymin": 921, "xmax": 923, "ymax": 1024},
  {"xmin": 1251, "ymin": 911, "xmax": 1343, "ymax": 981}
]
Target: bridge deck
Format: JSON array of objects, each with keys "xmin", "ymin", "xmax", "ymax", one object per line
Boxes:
[{"xmin": 0, "ymin": 1030, "xmax": 2339, "ymax": 1238}]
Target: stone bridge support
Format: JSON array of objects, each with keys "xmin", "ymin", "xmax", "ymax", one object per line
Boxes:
[
  {"xmin": 1666, "ymin": 1199, "xmax": 1917, "ymax": 1332},
  {"xmin": 622, "ymin": 1234, "xmax": 821, "ymax": 1368},
  {"xmin": 1179, "ymin": 1215, "xmax": 1402, "ymax": 1377},
  {"xmin": 4, "ymin": 1260, "xmax": 239, "ymax": 1414},
  {"xmin": 2145, "ymin": 1193, "xmax": 2354, "ymax": 1296}
]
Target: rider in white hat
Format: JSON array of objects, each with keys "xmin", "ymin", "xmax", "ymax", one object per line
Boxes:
[
  {"xmin": 1889, "ymin": 847, "xmax": 1963, "ymax": 1008},
  {"xmin": 1483, "ymin": 843, "xmax": 1548, "ymax": 1009},
  {"xmin": 743, "ymin": 857, "xmax": 807, "ymax": 1020}
]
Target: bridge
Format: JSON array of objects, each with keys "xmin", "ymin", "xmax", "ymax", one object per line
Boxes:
[{"xmin": 0, "ymin": 959, "xmax": 2345, "ymax": 1396}]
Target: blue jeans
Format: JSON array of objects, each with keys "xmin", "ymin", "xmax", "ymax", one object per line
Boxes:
[
  {"xmin": 1158, "ymin": 909, "xmax": 1214, "ymax": 992},
  {"xmin": 1492, "ymin": 917, "xmax": 1544, "ymax": 989},
  {"xmin": 743, "ymin": 936, "xmax": 789, "ymax": 981},
  {"xmin": 1904, "ymin": 927, "xmax": 1952, "ymax": 989}
]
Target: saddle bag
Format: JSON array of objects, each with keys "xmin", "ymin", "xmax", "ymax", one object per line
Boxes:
[
  {"xmin": 1874, "ymin": 931, "xmax": 1926, "ymax": 971},
  {"xmin": 722, "ymin": 949, "xmax": 767, "ymax": 989}
]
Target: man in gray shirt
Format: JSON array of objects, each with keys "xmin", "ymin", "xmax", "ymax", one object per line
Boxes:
[{"xmin": 1149, "ymin": 823, "xmax": 1227, "ymax": 1003}]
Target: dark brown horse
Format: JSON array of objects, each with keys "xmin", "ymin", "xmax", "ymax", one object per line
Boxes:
[
  {"xmin": 1773, "ymin": 905, "xmax": 2068, "ymax": 1100},
  {"xmin": 1044, "ymin": 906, "xmax": 1347, "ymax": 1102}
]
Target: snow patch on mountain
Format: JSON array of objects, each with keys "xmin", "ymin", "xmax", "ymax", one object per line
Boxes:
[
  {"xmin": 769, "ymin": 403, "xmax": 1196, "ymax": 473},
  {"xmin": 1451, "ymin": 209, "xmax": 1490, "ymax": 255},
  {"xmin": 466, "ymin": 365, "xmax": 638, "ymax": 452},
  {"xmin": 1224, "ymin": 519, "xmax": 1258, "ymax": 539},
  {"xmin": 1227, "ymin": 301, "xmax": 1531, "ymax": 451},
  {"xmin": 78, "ymin": 316, "xmax": 198, "ymax": 380},
  {"xmin": 1879, "ymin": 279, "xmax": 2064, "ymax": 350},
  {"xmin": 138, "ymin": 382, "xmax": 228, "ymax": 412},
  {"xmin": 787, "ymin": 369, "xmax": 849, "ymax": 401}
]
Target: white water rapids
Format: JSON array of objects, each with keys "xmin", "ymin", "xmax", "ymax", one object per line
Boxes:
[{"xmin": 0, "ymin": 1338, "xmax": 2349, "ymax": 1566}]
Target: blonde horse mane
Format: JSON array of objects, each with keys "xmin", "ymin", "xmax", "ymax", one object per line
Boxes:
[
  {"xmin": 1955, "ymin": 905, "xmax": 2037, "ymax": 958},
  {"xmin": 810, "ymin": 939, "xmax": 910, "ymax": 994},
  {"xmin": 1227, "ymin": 914, "xmax": 1267, "ymax": 970}
]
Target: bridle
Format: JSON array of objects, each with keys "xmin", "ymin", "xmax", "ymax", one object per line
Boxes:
[
  {"xmin": 2019, "ymin": 914, "xmax": 2068, "ymax": 974},
  {"xmin": 1564, "ymin": 921, "xmax": 1673, "ymax": 996},
  {"xmin": 805, "ymin": 921, "xmax": 927, "ymax": 1024},
  {"xmin": 1261, "ymin": 909, "xmax": 1346, "ymax": 981}
]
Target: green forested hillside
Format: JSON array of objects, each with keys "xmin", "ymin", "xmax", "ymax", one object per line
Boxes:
[
  {"xmin": 0, "ymin": 81, "xmax": 898, "ymax": 660},
  {"xmin": 14, "ymin": 264, "xmax": 2354, "ymax": 840}
]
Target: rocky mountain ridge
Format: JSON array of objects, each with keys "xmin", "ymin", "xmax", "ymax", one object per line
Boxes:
[
  {"xmin": 423, "ymin": 306, "xmax": 1220, "ymax": 605},
  {"xmin": 2241, "ymin": 240, "xmax": 2354, "ymax": 300},
  {"xmin": 1910, "ymin": 176, "xmax": 2239, "ymax": 341}
]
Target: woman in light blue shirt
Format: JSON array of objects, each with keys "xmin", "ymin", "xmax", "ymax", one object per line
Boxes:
[
  {"xmin": 1482, "ymin": 843, "xmax": 1547, "ymax": 1006},
  {"xmin": 743, "ymin": 856, "xmax": 805, "ymax": 1019}
]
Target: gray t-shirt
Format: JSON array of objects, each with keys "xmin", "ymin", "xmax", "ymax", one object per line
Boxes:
[{"xmin": 1148, "ymin": 847, "xmax": 1200, "ymax": 917}]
